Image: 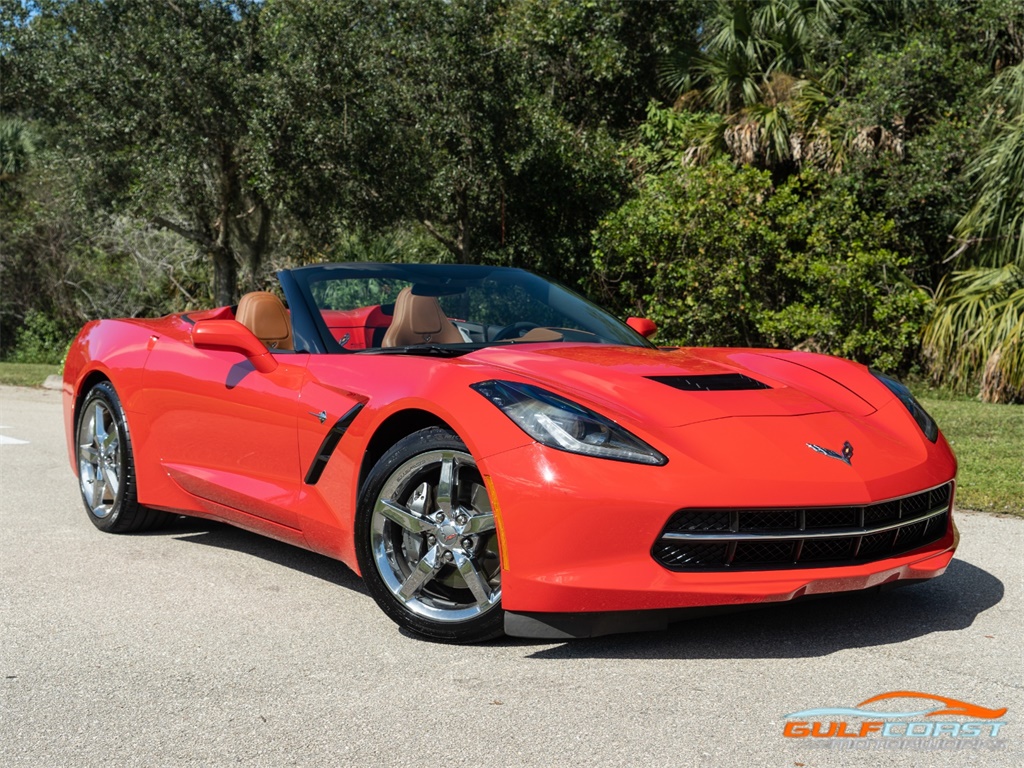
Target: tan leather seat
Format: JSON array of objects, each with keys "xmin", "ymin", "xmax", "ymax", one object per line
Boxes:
[
  {"xmin": 236, "ymin": 291, "xmax": 293, "ymax": 351},
  {"xmin": 381, "ymin": 287, "xmax": 464, "ymax": 347}
]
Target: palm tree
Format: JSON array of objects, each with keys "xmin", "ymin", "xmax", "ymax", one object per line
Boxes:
[
  {"xmin": 924, "ymin": 62, "xmax": 1024, "ymax": 402},
  {"xmin": 658, "ymin": 0, "xmax": 900, "ymax": 173},
  {"xmin": 0, "ymin": 117, "xmax": 38, "ymax": 188}
]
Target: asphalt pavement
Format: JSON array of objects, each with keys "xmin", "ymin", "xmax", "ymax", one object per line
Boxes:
[{"xmin": 1, "ymin": 384, "xmax": 1021, "ymax": 767}]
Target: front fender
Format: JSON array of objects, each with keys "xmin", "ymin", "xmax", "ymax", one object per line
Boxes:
[{"xmin": 63, "ymin": 320, "xmax": 157, "ymax": 474}]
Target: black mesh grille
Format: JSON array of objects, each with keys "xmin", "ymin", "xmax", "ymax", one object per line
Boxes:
[
  {"xmin": 733, "ymin": 541, "xmax": 795, "ymax": 563},
  {"xmin": 864, "ymin": 501, "xmax": 899, "ymax": 524},
  {"xmin": 857, "ymin": 531, "xmax": 894, "ymax": 557},
  {"xmin": 805, "ymin": 508, "xmax": 859, "ymax": 529},
  {"xmin": 663, "ymin": 510, "xmax": 731, "ymax": 533},
  {"xmin": 653, "ymin": 541, "xmax": 729, "ymax": 567},
  {"xmin": 929, "ymin": 484, "xmax": 952, "ymax": 509},
  {"xmin": 801, "ymin": 538, "xmax": 854, "ymax": 561},
  {"xmin": 901, "ymin": 492, "xmax": 931, "ymax": 517},
  {"xmin": 741, "ymin": 510, "xmax": 798, "ymax": 531},
  {"xmin": 654, "ymin": 484, "xmax": 952, "ymax": 571},
  {"xmin": 894, "ymin": 520, "xmax": 928, "ymax": 548}
]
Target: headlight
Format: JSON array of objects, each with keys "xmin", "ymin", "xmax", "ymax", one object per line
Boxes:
[
  {"xmin": 871, "ymin": 370, "xmax": 939, "ymax": 442},
  {"xmin": 470, "ymin": 379, "xmax": 667, "ymax": 465}
]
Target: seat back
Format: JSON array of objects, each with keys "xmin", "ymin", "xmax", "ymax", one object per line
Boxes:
[
  {"xmin": 235, "ymin": 291, "xmax": 293, "ymax": 351},
  {"xmin": 381, "ymin": 287, "xmax": 464, "ymax": 347}
]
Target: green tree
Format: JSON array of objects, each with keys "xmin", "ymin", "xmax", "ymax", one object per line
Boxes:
[
  {"xmin": 762, "ymin": 173, "xmax": 929, "ymax": 371},
  {"xmin": 5, "ymin": 0, "xmax": 271, "ymax": 306},
  {"xmin": 591, "ymin": 159, "xmax": 927, "ymax": 370},
  {"xmin": 925, "ymin": 62, "xmax": 1024, "ymax": 402},
  {"xmin": 657, "ymin": 0, "xmax": 858, "ymax": 172},
  {"xmin": 0, "ymin": 117, "xmax": 37, "ymax": 190},
  {"xmin": 251, "ymin": 0, "xmax": 635, "ymax": 285},
  {"xmin": 591, "ymin": 162, "xmax": 782, "ymax": 347},
  {"xmin": 500, "ymin": 0, "xmax": 710, "ymax": 131}
]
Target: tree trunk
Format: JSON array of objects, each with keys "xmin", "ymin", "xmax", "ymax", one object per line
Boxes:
[
  {"xmin": 457, "ymin": 187, "xmax": 470, "ymax": 263},
  {"xmin": 212, "ymin": 246, "xmax": 237, "ymax": 307},
  {"xmin": 214, "ymin": 143, "xmax": 239, "ymax": 305},
  {"xmin": 980, "ymin": 346, "xmax": 1024, "ymax": 404},
  {"xmin": 150, "ymin": 215, "xmax": 238, "ymax": 306},
  {"xmin": 240, "ymin": 201, "xmax": 273, "ymax": 292}
]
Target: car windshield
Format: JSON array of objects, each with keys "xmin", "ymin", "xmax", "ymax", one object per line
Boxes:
[{"xmin": 283, "ymin": 263, "xmax": 652, "ymax": 354}]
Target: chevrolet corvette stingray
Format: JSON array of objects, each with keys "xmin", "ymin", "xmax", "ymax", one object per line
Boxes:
[{"xmin": 62, "ymin": 263, "xmax": 958, "ymax": 642}]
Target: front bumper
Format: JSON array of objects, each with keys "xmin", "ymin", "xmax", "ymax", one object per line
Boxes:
[
  {"xmin": 479, "ymin": 439, "xmax": 958, "ymax": 631},
  {"xmin": 503, "ymin": 572, "xmax": 946, "ymax": 639}
]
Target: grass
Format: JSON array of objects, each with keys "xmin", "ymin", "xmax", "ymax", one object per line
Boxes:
[
  {"xmin": 920, "ymin": 395, "xmax": 1024, "ymax": 517},
  {"xmin": 0, "ymin": 362, "xmax": 61, "ymax": 388}
]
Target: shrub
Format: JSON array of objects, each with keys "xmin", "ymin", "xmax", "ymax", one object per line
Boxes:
[
  {"xmin": 591, "ymin": 162, "xmax": 784, "ymax": 347},
  {"xmin": 6, "ymin": 310, "xmax": 73, "ymax": 365},
  {"xmin": 591, "ymin": 163, "xmax": 929, "ymax": 372}
]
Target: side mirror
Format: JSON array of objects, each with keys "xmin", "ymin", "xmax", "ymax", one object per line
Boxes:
[
  {"xmin": 626, "ymin": 317, "xmax": 658, "ymax": 339},
  {"xmin": 192, "ymin": 319, "xmax": 278, "ymax": 374}
]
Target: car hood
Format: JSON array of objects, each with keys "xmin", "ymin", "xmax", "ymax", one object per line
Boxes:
[{"xmin": 465, "ymin": 343, "xmax": 878, "ymax": 429}]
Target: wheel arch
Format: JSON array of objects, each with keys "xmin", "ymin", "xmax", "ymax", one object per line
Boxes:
[
  {"xmin": 74, "ymin": 370, "xmax": 112, "ymax": 424},
  {"xmin": 358, "ymin": 408, "xmax": 453, "ymax": 494},
  {"xmin": 63, "ymin": 318, "xmax": 156, "ymax": 474},
  {"xmin": 354, "ymin": 414, "xmax": 505, "ymax": 642},
  {"xmin": 67, "ymin": 369, "xmax": 114, "ymax": 476}
]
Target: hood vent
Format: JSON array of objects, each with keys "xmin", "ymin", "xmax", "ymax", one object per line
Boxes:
[{"xmin": 648, "ymin": 373, "xmax": 771, "ymax": 392}]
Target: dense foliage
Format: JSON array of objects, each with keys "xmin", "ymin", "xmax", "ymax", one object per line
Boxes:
[
  {"xmin": 2, "ymin": 0, "xmax": 1022, "ymax": 399},
  {"xmin": 924, "ymin": 61, "xmax": 1024, "ymax": 402},
  {"xmin": 591, "ymin": 163, "xmax": 927, "ymax": 371}
]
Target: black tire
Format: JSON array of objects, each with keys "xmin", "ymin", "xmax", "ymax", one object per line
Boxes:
[
  {"xmin": 355, "ymin": 427, "xmax": 504, "ymax": 643},
  {"xmin": 75, "ymin": 381, "xmax": 168, "ymax": 533}
]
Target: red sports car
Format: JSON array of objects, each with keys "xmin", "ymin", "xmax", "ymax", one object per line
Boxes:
[{"xmin": 63, "ymin": 263, "xmax": 958, "ymax": 642}]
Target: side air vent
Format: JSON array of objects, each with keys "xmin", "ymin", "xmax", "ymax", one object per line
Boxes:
[{"xmin": 648, "ymin": 373, "xmax": 771, "ymax": 392}]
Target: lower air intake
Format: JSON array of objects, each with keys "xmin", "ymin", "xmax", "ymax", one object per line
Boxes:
[{"xmin": 653, "ymin": 483, "xmax": 952, "ymax": 570}]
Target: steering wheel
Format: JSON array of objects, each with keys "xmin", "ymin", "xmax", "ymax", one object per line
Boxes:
[{"xmin": 491, "ymin": 321, "xmax": 540, "ymax": 341}]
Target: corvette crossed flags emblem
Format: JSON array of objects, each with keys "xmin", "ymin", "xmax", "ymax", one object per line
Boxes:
[{"xmin": 806, "ymin": 440, "xmax": 854, "ymax": 466}]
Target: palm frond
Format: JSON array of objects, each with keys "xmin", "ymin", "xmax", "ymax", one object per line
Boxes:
[
  {"xmin": 0, "ymin": 117, "xmax": 38, "ymax": 179},
  {"xmin": 741, "ymin": 102, "xmax": 793, "ymax": 165},
  {"xmin": 924, "ymin": 265, "xmax": 1024, "ymax": 401},
  {"xmin": 951, "ymin": 62, "xmax": 1024, "ymax": 270}
]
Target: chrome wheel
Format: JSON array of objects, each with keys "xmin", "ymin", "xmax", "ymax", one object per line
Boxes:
[
  {"xmin": 78, "ymin": 398, "xmax": 122, "ymax": 519},
  {"xmin": 75, "ymin": 382, "xmax": 167, "ymax": 533},
  {"xmin": 370, "ymin": 448, "xmax": 501, "ymax": 624}
]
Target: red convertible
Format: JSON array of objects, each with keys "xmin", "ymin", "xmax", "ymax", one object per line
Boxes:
[{"xmin": 63, "ymin": 263, "xmax": 958, "ymax": 642}]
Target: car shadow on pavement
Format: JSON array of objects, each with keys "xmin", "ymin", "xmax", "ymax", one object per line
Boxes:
[
  {"xmin": 152, "ymin": 515, "xmax": 367, "ymax": 594},
  {"xmin": 521, "ymin": 558, "xmax": 1003, "ymax": 660}
]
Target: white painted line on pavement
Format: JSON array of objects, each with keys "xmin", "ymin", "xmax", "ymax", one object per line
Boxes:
[{"xmin": 0, "ymin": 426, "xmax": 30, "ymax": 445}]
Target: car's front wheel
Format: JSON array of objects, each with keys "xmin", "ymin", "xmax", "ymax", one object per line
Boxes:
[
  {"xmin": 356, "ymin": 427, "xmax": 504, "ymax": 643},
  {"xmin": 76, "ymin": 381, "xmax": 167, "ymax": 533}
]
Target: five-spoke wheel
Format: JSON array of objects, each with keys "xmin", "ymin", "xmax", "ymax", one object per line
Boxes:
[
  {"xmin": 76, "ymin": 382, "xmax": 166, "ymax": 532},
  {"xmin": 79, "ymin": 393, "xmax": 122, "ymax": 520},
  {"xmin": 356, "ymin": 427, "xmax": 503, "ymax": 642}
]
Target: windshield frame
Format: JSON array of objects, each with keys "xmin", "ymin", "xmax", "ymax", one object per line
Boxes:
[{"xmin": 280, "ymin": 262, "xmax": 654, "ymax": 355}]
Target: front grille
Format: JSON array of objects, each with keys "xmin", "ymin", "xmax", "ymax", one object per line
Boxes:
[
  {"xmin": 653, "ymin": 541, "xmax": 729, "ymax": 568},
  {"xmin": 743, "ymin": 510, "xmax": 798, "ymax": 531},
  {"xmin": 662, "ymin": 510, "xmax": 731, "ymax": 533},
  {"xmin": 806, "ymin": 508, "xmax": 859, "ymax": 528},
  {"xmin": 801, "ymin": 537, "xmax": 853, "ymax": 561},
  {"xmin": 653, "ymin": 483, "xmax": 952, "ymax": 570},
  {"xmin": 732, "ymin": 541, "xmax": 794, "ymax": 563}
]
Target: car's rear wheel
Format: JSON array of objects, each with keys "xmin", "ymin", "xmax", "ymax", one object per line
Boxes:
[
  {"xmin": 76, "ymin": 382, "xmax": 168, "ymax": 533},
  {"xmin": 356, "ymin": 427, "xmax": 504, "ymax": 643}
]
